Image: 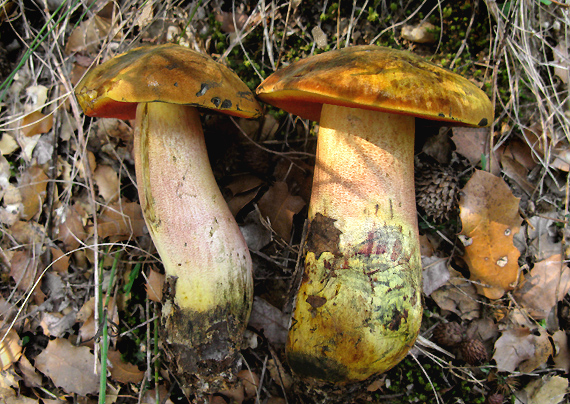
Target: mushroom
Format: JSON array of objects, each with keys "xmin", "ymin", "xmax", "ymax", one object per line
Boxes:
[
  {"xmin": 75, "ymin": 44, "xmax": 262, "ymax": 388},
  {"xmin": 256, "ymin": 45, "xmax": 493, "ymax": 383}
]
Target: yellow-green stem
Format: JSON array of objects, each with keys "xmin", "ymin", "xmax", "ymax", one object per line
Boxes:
[{"xmin": 287, "ymin": 104, "xmax": 422, "ymax": 383}]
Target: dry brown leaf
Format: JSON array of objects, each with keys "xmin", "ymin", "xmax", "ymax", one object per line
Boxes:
[
  {"xmin": 430, "ymin": 268, "xmax": 481, "ymax": 320},
  {"xmin": 552, "ymin": 330, "xmax": 570, "ymax": 373},
  {"xmin": 107, "ymin": 349, "xmax": 144, "ymax": 384},
  {"xmin": 514, "ymin": 254, "xmax": 570, "ymax": 319},
  {"xmin": 523, "ymin": 124, "xmax": 570, "ymax": 172},
  {"xmin": 0, "ymin": 324, "xmax": 22, "ymax": 371},
  {"xmin": 215, "ymin": 11, "xmax": 251, "ymax": 33},
  {"xmin": 34, "ymin": 338, "xmax": 99, "ymax": 395},
  {"xmin": 452, "ymin": 127, "xmax": 500, "ymax": 175},
  {"xmin": 93, "ymin": 164, "xmax": 120, "ymax": 202},
  {"xmin": 65, "ymin": 14, "xmax": 119, "ymax": 55},
  {"xmin": 76, "ymin": 150, "xmax": 96, "ymax": 179},
  {"xmin": 77, "ymin": 296, "xmax": 119, "ymax": 344},
  {"xmin": 459, "ymin": 170, "xmax": 522, "ymax": 299},
  {"xmin": 225, "ymin": 174, "xmax": 264, "ymax": 216},
  {"xmin": 19, "ymin": 165, "xmax": 48, "ymax": 220},
  {"xmin": 422, "ymin": 256, "xmax": 450, "ymax": 296},
  {"xmin": 258, "ymin": 182, "xmax": 305, "ymax": 240},
  {"xmin": 40, "ymin": 312, "xmax": 76, "ymax": 338},
  {"xmin": 493, "ymin": 327, "xmax": 552, "ymax": 373},
  {"xmin": 95, "ymin": 201, "xmax": 146, "ymax": 240},
  {"xmin": 20, "ymin": 110, "xmax": 53, "ymax": 137},
  {"xmin": 249, "ymin": 296, "xmax": 289, "ymax": 346},
  {"xmin": 10, "ymin": 220, "xmax": 46, "ymax": 246},
  {"xmin": 522, "ymin": 375, "xmax": 568, "ymax": 404},
  {"xmin": 57, "ymin": 204, "xmax": 88, "ymax": 252},
  {"xmin": 9, "ymin": 250, "xmax": 40, "ymax": 292},
  {"xmin": 50, "ymin": 247, "xmax": 69, "ymax": 273},
  {"xmin": 497, "ymin": 139, "xmax": 537, "ymax": 171},
  {"xmin": 18, "ymin": 354, "xmax": 42, "ymax": 387},
  {"xmin": 0, "ymin": 133, "xmax": 19, "ymax": 155},
  {"xmin": 145, "ymin": 267, "xmax": 164, "ymax": 302},
  {"xmin": 500, "ymin": 155, "xmax": 536, "ymax": 195}
]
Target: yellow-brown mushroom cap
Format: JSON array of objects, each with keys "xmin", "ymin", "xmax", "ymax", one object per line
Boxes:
[
  {"xmin": 75, "ymin": 43, "xmax": 262, "ymax": 120},
  {"xmin": 256, "ymin": 45, "xmax": 493, "ymax": 127}
]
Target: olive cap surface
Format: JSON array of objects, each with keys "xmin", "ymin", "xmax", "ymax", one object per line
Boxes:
[
  {"xmin": 75, "ymin": 43, "xmax": 262, "ymax": 120},
  {"xmin": 256, "ymin": 45, "xmax": 492, "ymax": 127}
]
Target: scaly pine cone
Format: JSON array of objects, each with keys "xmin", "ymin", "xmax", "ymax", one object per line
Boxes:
[
  {"xmin": 459, "ymin": 338, "xmax": 488, "ymax": 365},
  {"xmin": 432, "ymin": 322, "xmax": 465, "ymax": 347},
  {"xmin": 415, "ymin": 163, "xmax": 460, "ymax": 222}
]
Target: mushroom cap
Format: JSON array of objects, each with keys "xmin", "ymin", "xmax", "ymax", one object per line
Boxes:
[
  {"xmin": 75, "ymin": 43, "xmax": 262, "ymax": 120},
  {"xmin": 256, "ymin": 45, "xmax": 493, "ymax": 127}
]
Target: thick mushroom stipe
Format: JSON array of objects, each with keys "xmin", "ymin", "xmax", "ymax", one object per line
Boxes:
[
  {"xmin": 288, "ymin": 105, "xmax": 422, "ymax": 382},
  {"xmin": 134, "ymin": 103, "xmax": 253, "ymax": 380},
  {"xmin": 256, "ymin": 45, "xmax": 493, "ymax": 384}
]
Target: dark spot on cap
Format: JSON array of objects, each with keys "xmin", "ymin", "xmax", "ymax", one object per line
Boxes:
[
  {"xmin": 196, "ymin": 83, "xmax": 209, "ymax": 97},
  {"xmin": 221, "ymin": 99, "xmax": 232, "ymax": 109},
  {"xmin": 174, "ymin": 82, "xmax": 178, "ymax": 87},
  {"xmin": 211, "ymin": 97, "xmax": 221, "ymax": 107},
  {"xmin": 438, "ymin": 112, "xmax": 445, "ymax": 117},
  {"xmin": 478, "ymin": 118, "xmax": 488, "ymax": 126},
  {"xmin": 166, "ymin": 63, "xmax": 178, "ymax": 70}
]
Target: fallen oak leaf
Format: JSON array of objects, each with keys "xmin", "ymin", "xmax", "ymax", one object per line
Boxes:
[
  {"xmin": 522, "ymin": 375, "xmax": 568, "ymax": 404},
  {"xmin": 145, "ymin": 267, "xmax": 164, "ymax": 302},
  {"xmin": 0, "ymin": 323, "xmax": 22, "ymax": 371},
  {"xmin": 459, "ymin": 170, "xmax": 522, "ymax": 299},
  {"xmin": 94, "ymin": 201, "xmax": 146, "ymax": 240},
  {"xmin": 552, "ymin": 330, "xmax": 570, "ymax": 373},
  {"xmin": 107, "ymin": 349, "xmax": 144, "ymax": 384},
  {"xmin": 18, "ymin": 165, "xmax": 48, "ymax": 220},
  {"xmin": 514, "ymin": 254, "xmax": 570, "ymax": 319},
  {"xmin": 492, "ymin": 327, "xmax": 552, "ymax": 373},
  {"xmin": 258, "ymin": 181, "xmax": 305, "ymax": 240},
  {"xmin": 34, "ymin": 338, "xmax": 99, "ymax": 395},
  {"xmin": 20, "ymin": 110, "xmax": 53, "ymax": 137},
  {"xmin": 93, "ymin": 164, "xmax": 120, "ymax": 202}
]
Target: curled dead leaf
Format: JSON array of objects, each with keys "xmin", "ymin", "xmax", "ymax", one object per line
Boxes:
[
  {"xmin": 95, "ymin": 201, "xmax": 146, "ymax": 241},
  {"xmin": 0, "ymin": 324, "xmax": 22, "ymax": 371},
  {"xmin": 20, "ymin": 110, "xmax": 53, "ymax": 137},
  {"xmin": 493, "ymin": 327, "xmax": 552, "ymax": 373},
  {"xmin": 19, "ymin": 165, "xmax": 48, "ymax": 220},
  {"xmin": 145, "ymin": 268, "xmax": 164, "ymax": 302},
  {"xmin": 107, "ymin": 349, "xmax": 144, "ymax": 384},
  {"xmin": 514, "ymin": 254, "xmax": 570, "ymax": 319},
  {"xmin": 93, "ymin": 164, "xmax": 120, "ymax": 202},
  {"xmin": 258, "ymin": 182, "xmax": 305, "ymax": 240},
  {"xmin": 34, "ymin": 338, "xmax": 99, "ymax": 395}
]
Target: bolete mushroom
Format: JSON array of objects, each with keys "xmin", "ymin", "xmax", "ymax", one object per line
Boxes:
[
  {"xmin": 75, "ymin": 44, "xmax": 262, "ymax": 388},
  {"xmin": 256, "ymin": 45, "xmax": 493, "ymax": 383}
]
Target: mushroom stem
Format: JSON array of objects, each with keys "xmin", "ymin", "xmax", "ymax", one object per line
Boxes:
[
  {"xmin": 287, "ymin": 104, "xmax": 423, "ymax": 383},
  {"xmin": 134, "ymin": 102, "xmax": 253, "ymax": 384}
]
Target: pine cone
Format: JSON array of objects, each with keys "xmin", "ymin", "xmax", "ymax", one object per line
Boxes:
[
  {"xmin": 459, "ymin": 338, "xmax": 488, "ymax": 365},
  {"xmin": 485, "ymin": 392, "xmax": 505, "ymax": 404},
  {"xmin": 432, "ymin": 322, "xmax": 465, "ymax": 347},
  {"xmin": 415, "ymin": 163, "xmax": 459, "ymax": 222}
]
